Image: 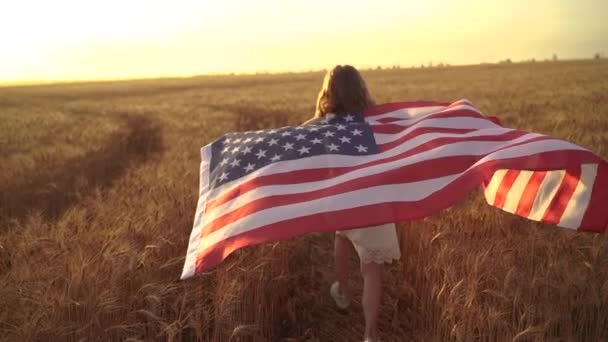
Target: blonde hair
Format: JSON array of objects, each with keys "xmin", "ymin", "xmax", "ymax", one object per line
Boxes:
[{"xmin": 314, "ymin": 65, "xmax": 374, "ymax": 118}]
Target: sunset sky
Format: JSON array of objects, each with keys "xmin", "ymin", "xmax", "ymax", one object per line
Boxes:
[{"xmin": 1, "ymin": 0, "xmax": 606, "ymax": 82}]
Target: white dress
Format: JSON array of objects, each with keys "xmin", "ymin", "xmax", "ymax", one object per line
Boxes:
[
  {"xmin": 308, "ymin": 113, "xmax": 402, "ymax": 264},
  {"xmin": 336, "ymin": 223, "xmax": 401, "ymax": 264}
]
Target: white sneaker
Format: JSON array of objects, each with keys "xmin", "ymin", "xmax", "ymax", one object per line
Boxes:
[{"xmin": 330, "ymin": 281, "xmax": 350, "ymax": 309}]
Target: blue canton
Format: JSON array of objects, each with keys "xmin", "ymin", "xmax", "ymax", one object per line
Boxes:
[{"xmin": 208, "ymin": 112, "xmax": 378, "ymax": 189}]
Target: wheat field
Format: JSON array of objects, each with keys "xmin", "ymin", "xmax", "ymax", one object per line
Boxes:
[{"xmin": 1, "ymin": 60, "xmax": 607, "ymax": 341}]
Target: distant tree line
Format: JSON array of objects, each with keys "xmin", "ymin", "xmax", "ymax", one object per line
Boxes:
[
  {"xmin": 498, "ymin": 52, "xmax": 604, "ymax": 65},
  {"xmin": 364, "ymin": 52, "xmax": 604, "ymax": 71}
]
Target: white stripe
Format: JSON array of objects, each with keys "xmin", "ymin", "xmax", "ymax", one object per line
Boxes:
[
  {"xmin": 367, "ymin": 103, "xmax": 480, "ymax": 123},
  {"xmin": 198, "ymin": 140, "xmax": 588, "ymax": 251},
  {"xmin": 484, "ymin": 169, "xmax": 508, "ymax": 205},
  {"xmin": 205, "ymin": 134, "xmax": 543, "ymax": 220},
  {"xmin": 373, "ymin": 117, "xmax": 501, "ymax": 144},
  {"xmin": 181, "ymin": 147, "xmax": 212, "ymax": 279},
  {"xmin": 502, "ymin": 170, "xmax": 534, "ymax": 213},
  {"xmin": 206, "ymin": 127, "xmax": 534, "ymax": 200},
  {"xmin": 558, "ymin": 164, "xmax": 598, "ymax": 229},
  {"xmin": 527, "ymin": 170, "xmax": 567, "ymax": 221},
  {"xmin": 367, "ymin": 105, "xmax": 446, "ymax": 121}
]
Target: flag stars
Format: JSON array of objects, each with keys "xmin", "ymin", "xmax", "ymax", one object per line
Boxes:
[
  {"xmin": 213, "ymin": 117, "xmax": 374, "ymax": 187},
  {"xmin": 351, "ymin": 128, "xmax": 363, "ymax": 136},
  {"xmin": 328, "ymin": 143, "xmax": 340, "ymax": 152},
  {"xmin": 219, "ymin": 172, "xmax": 229, "ymax": 181},
  {"xmin": 255, "ymin": 149, "xmax": 267, "ymax": 159},
  {"xmin": 355, "ymin": 144, "xmax": 368, "ymax": 153},
  {"xmin": 243, "ymin": 163, "xmax": 255, "ymax": 172},
  {"xmin": 282, "ymin": 142, "xmax": 294, "ymax": 151},
  {"xmin": 297, "ymin": 146, "xmax": 311, "ymax": 155},
  {"xmin": 339, "ymin": 136, "xmax": 351, "ymax": 144}
]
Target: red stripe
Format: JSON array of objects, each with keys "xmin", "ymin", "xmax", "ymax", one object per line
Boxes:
[
  {"xmin": 486, "ymin": 116, "xmax": 502, "ymax": 126},
  {"xmin": 515, "ymin": 171, "xmax": 547, "ymax": 217},
  {"xmin": 580, "ymin": 161, "xmax": 608, "ymax": 232},
  {"xmin": 363, "ymin": 101, "xmax": 452, "ymax": 117},
  {"xmin": 541, "ymin": 166, "xmax": 582, "ymax": 224},
  {"xmin": 205, "ymin": 130, "xmax": 534, "ymax": 211},
  {"xmin": 194, "ymin": 150, "xmax": 605, "ymax": 272},
  {"xmin": 492, "ymin": 169, "xmax": 521, "ymax": 209},
  {"xmin": 201, "ymin": 155, "xmax": 485, "ymax": 235},
  {"xmin": 202, "ymin": 149, "xmax": 599, "ymax": 236}
]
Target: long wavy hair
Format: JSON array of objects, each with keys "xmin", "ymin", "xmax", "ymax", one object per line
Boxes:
[{"xmin": 314, "ymin": 65, "xmax": 374, "ymax": 118}]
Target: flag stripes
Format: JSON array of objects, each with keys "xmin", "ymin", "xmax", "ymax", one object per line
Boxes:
[
  {"xmin": 181, "ymin": 99, "xmax": 608, "ymax": 279},
  {"xmin": 514, "ymin": 171, "xmax": 547, "ymax": 218},
  {"xmin": 205, "ymin": 130, "xmax": 539, "ymax": 211},
  {"xmin": 484, "ymin": 164, "xmax": 599, "ymax": 229}
]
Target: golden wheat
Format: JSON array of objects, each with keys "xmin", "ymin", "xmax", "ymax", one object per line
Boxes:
[{"xmin": 1, "ymin": 60, "xmax": 607, "ymax": 341}]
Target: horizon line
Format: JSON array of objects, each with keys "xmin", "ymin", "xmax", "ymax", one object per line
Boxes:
[{"xmin": 1, "ymin": 56, "xmax": 604, "ymax": 88}]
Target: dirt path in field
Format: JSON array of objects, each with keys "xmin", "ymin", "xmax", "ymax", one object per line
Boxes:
[
  {"xmin": 0, "ymin": 115, "xmax": 163, "ymax": 225},
  {"xmin": 276, "ymin": 231, "xmax": 422, "ymax": 341}
]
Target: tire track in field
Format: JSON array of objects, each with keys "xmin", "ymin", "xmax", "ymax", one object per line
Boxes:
[
  {"xmin": 3, "ymin": 76, "xmax": 317, "ymax": 103},
  {"xmin": 0, "ymin": 115, "xmax": 163, "ymax": 225}
]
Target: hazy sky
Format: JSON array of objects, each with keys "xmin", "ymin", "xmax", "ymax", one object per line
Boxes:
[{"xmin": 1, "ymin": 0, "xmax": 606, "ymax": 82}]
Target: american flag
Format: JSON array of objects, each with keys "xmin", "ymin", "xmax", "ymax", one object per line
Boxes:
[{"xmin": 181, "ymin": 99, "xmax": 607, "ymax": 279}]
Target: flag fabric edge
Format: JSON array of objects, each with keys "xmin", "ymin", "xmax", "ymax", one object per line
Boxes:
[
  {"xmin": 188, "ymin": 148, "xmax": 606, "ymax": 275},
  {"xmin": 180, "ymin": 145, "xmax": 213, "ymax": 280},
  {"xmin": 179, "ymin": 100, "xmax": 608, "ymax": 280}
]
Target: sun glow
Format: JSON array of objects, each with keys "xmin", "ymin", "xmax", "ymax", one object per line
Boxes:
[{"xmin": 1, "ymin": 0, "xmax": 606, "ymax": 83}]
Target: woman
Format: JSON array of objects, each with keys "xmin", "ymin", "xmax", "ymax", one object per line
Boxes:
[{"xmin": 303, "ymin": 65, "xmax": 401, "ymax": 342}]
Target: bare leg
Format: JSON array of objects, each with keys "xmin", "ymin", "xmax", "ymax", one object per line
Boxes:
[
  {"xmin": 360, "ymin": 262, "xmax": 382, "ymax": 341},
  {"xmin": 334, "ymin": 233, "xmax": 352, "ymax": 298}
]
